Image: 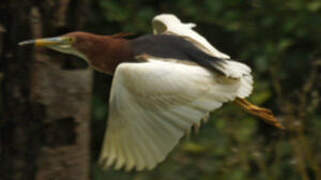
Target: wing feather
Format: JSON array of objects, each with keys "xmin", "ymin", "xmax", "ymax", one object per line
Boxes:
[
  {"xmin": 152, "ymin": 14, "xmax": 254, "ymax": 80},
  {"xmin": 152, "ymin": 14, "xmax": 230, "ymax": 59},
  {"xmin": 99, "ymin": 59, "xmax": 253, "ymax": 171}
]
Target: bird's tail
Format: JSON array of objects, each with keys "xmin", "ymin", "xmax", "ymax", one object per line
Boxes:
[
  {"xmin": 211, "ymin": 59, "xmax": 252, "ymax": 79},
  {"xmin": 234, "ymin": 98, "xmax": 285, "ymax": 129}
]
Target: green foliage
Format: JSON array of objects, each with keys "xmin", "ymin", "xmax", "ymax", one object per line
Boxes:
[{"xmin": 89, "ymin": 0, "xmax": 321, "ymax": 179}]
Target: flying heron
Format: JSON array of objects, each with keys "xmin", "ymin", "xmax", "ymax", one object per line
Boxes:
[{"xmin": 19, "ymin": 14, "xmax": 284, "ymax": 171}]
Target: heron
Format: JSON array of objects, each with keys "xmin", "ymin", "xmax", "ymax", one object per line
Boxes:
[{"xmin": 19, "ymin": 14, "xmax": 284, "ymax": 171}]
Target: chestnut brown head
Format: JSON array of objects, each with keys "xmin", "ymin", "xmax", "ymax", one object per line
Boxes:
[
  {"xmin": 18, "ymin": 31, "xmax": 111, "ymax": 61},
  {"xmin": 19, "ymin": 31, "xmax": 134, "ymax": 74}
]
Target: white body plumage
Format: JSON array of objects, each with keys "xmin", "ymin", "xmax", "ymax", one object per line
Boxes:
[{"xmin": 99, "ymin": 14, "xmax": 253, "ymax": 171}]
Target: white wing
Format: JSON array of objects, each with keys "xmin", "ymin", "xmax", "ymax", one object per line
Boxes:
[
  {"xmin": 152, "ymin": 14, "xmax": 253, "ymax": 79},
  {"xmin": 99, "ymin": 59, "xmax": 253, "ymax": 171},
  {"xmin": 152, "ymin": 14, "xmax": 230, "ymax": 59}
]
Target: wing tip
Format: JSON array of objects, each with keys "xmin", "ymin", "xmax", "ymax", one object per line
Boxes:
[
  {"xmin": 222, "ymin": 60, "xmax": 252, "ymax": 78},
  {"xmin": 98, "ymin": 156, "xmax": 160, "ymax": 172}
]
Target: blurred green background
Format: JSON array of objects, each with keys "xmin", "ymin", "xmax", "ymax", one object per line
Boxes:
[
  {"xmin": 88, "ymin": 0, "xmax": 321, "ymax": 180},
  {"xmin": 1, "ymin": 0, "xmax": 321, "ymax": 180}
]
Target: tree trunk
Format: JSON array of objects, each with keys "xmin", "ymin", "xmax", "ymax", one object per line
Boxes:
[{"xmin": 0, "ymin": 1, "xmax": 91, "ymax": 180}]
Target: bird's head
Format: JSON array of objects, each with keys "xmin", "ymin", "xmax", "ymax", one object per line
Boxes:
[
  {"xmin": 19, "ymin": 32, "xmax": 109, "ymax": 61},
  {"xmin": 19, "ymin": 31, "xmax": 133, "ymax": 74}
]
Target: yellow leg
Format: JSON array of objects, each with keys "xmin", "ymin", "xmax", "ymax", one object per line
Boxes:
[{"xmin": 234, "ymin": 98, "xmax": 285, "ymax": 129}]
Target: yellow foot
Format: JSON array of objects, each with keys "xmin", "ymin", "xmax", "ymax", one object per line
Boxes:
[{"xmin": 234, "ymin": 98, "xmax": 285, "ymax": 129}]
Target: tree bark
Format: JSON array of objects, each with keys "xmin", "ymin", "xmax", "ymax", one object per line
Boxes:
[{"xmin": 0, "ymin": 1, "xmax": 91, "ymax": 180}]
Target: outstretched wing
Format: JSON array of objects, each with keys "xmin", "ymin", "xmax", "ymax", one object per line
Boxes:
[
  {"xmin": 152, "ymin": 14, "xmax": 230, "ymax": 59},
  {"xmin": 99, "ymin": 59, "xmax": 253, "ymax": 171},
  {"xmin": 151, "ymin": 14, "xmax": 253, "ymax": 79}
]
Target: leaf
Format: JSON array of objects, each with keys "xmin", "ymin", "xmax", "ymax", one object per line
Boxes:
[
  {"xmin": 307, "ymin": 1, "xmax": 321, "ymax": 12},
  {"xmin": 182, "ymin": 142, "xmax": 207, "ymax": 154},
  {"xmin": 251, "ymin": 91, "xmax": 272, "ymax": 105},
  {"xmin": 278, "ymin": 39, "xmax": 293, "ymax": 51}
]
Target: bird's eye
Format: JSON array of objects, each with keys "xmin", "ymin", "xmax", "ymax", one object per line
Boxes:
[{"xmin": 65, "ymin": 37, "xmax": 75, "ymax": 43}]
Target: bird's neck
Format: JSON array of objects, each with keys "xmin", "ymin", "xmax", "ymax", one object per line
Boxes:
[{"xmin": 80, "ymin": 37, "xmax": 134, "ymax": 75}]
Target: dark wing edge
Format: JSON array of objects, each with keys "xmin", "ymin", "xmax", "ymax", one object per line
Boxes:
[{"xmin": 182, "ymin": 42, "xmax": 251, "ymax": 79}]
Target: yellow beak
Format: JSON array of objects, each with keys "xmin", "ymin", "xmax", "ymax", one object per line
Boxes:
[{"xmin": 18, "ymin": 37, "xmax": 68, "ymax": 47}]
